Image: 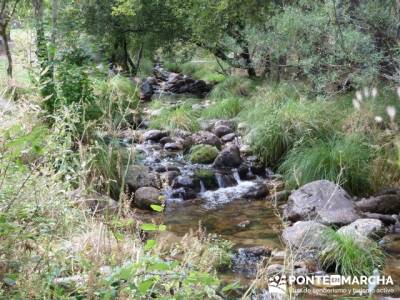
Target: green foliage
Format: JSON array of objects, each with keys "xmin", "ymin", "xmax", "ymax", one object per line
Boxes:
[
  {"xmin": 202, "ymin": 97, "xmax": 242, "ymax": 119},
  {"xmin": 240, "ymin": 85, "xmax": 334, "ymax": 165},
  {"xmin": 195, "ymin": 168, "xmax": 216, "ymax": 188},
  {"xmin": 211, "ymin": 76, "xmax": 254, "ymax": 98},
  {"xmin": 279, "ymin": 134, "xmax": 375, "ymax": 195},
  {"xmin": 319, "ymin": 229, "xmax": 385, "ymax": 277},
  {"xmin": 149, "ymin": 102, "xmax": 200, "ymax": 132},
  {"xmin": 189, "ymin": 144, "xmax": 219, "ymax": 164}
]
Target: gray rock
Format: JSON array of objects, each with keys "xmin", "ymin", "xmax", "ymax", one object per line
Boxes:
[
  {"xmin": 134, "ymin": 187, "xmax": 162, "ymax": 209},
  {"xmin": 282, "ymin": 221, "xmax": 329, "ymax": 249},
  {"xmin": 125, "ymin": 165, "xmax": 161, "ymax": 191},
  {"xmin": 337, "ymin": 218, "xmax": 384, "ymax": 240},
  {"xmin": 362, "ymin": 212, "xmax": 397, "ymax": 225},
  {"xmin": 214, "ymin": 119, "xmax": 236, "ymax": 130},
  {"xmin": 143, "ymin": 130, "xmax": 168, "ymax": 142},
  {"xmin": 191, "ymin": 131, "xmax": 222, "ymax": 148},
  {"xmin": 213, "ymin": 144, "xmax": 242, "ymax": 169},
  {"xmin": 159, "ymin": 136, "xmax": 175, "ymax": 144},
  {"xmin": 221, "ymin": 133, "xmax": 236, "ymax": 143},
  {"xmin": 356, "ymin": 190, "xmax": 400, "ymax": 214},
  {"xmin": 164, "ymin": 142, "xmax": 183, "ymax": 151},
  {"xmin": 266, "ymin": 264, "xmax": 284, "ymax": 276},
  {"xmin": 242, "ymin": 182, "xmax": 269, "ymax": 199},
  {"xmin": 283, "ymin": 180, "xmax": 360, "ymax": 226},
  {"xmin": 214, "ymin": 125, "xmax": 234, "ymax": 138}
]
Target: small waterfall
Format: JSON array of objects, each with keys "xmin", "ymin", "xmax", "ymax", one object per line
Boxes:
[
  {"xmin": 233, "ymin": 169, "xmax": 241, "ymax": 184},
  {"xmin": 215, "ymin": 173, "xmax": 225, "ymax": 188},
  {"xmin": 200, "ymin": 180, "xmax": 206, "ymax": 193},
  {"xmin": 247, "ymin": 166, "xmax": 254, "ymax": 178}
]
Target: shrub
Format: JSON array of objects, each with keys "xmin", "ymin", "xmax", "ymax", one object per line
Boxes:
[
  {"xmin": 189, "ymin": 145, "xmax": 219, "ymax": 164},
  {"xmin": 319, "ymin": 229, "xmax": 385, "ymax": 277},
  {"xmin": 279, "ymin": 134, "xmax": 375, "ymax": 195},
  {"xmin": 202, "ymin": 97, "xmax": 242, "ymax": 119},
  {"xmin": 149, "ymin": 103, "xmax": 200, "ymax": 132}
]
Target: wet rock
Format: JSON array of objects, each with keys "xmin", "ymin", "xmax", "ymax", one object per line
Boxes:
[
  {"xmin": 159, "ymin": 136, "xmax": 175, "ymax": 145},
  {"xmin": 164, "ymin": 142, "xmax": 183, "ymax": 151},
  {"xmin": 143, "ymin": 130, "xmax": 168, "ymax": 142},
  {"xmin": 171, "ymin": 175, "xmax": 201, "ymax": 199},
  {"xmin": 356, "ymin": 189, "xmax": 400, "ymax": 214},
  {"xmin": 191, "ymin": 131, "xmax": 221, "ymax": 148},
  {"xmin": 189, "ymin": 144, "xmax": 219, "ymax": 164},
  {"xmin": 242, "ymin": 181, "xmax": 269, "ymax": 199},
  {"xmin": 195, "ymin": 169, "xmax": 218, "ymax": 190},
  {"xmin": 282, "ymin": 221, "xmax": 329, "ymax": 249},
  {"xmin": 213, "ymin": 144, "xmax": 242, "ymax": 169},
  {"xmin": 134, "ymin": 187, "xmax": 162, "ymax": 209},
  {"xmin": 125, "ymin": 165, "xmax": 161, "ymax": 191},
  {"xmin": 153, "ymin": 163, "xmax": 180, "ymax": 173},
  {"xmin": 140, "ymin": 77, "xmax": 155, "ymax": 101},
  {"xmin": 283, "ymin": 180, "xmax": 360, "ymax": 226},
  {"xmin": 232, "ymin": 246, "xmax": 271, "ymax": 278},
  {"xmin": 214, "ymin": 120, "xmax": 236, "ymax": 130},
  {"xmin": 160, "ymin": 171, "xmax": 180, "ymax": 186},
  {"xmin": 221, "ymin": 133, "xmax": 236, "ymax": 143},
  {"xmin": 170, "ymin": 187, "xmax": 198, "ymax": 200},
  {"xmin": 237, "ymin": 163, "xmax": 257, "ymax": 180},
  {"xmin": 239, "ymin": 144, "xmax": 252, "ymax": 155},
  {"xmin": 215, "ymin": 172, "xmax": 237, "ymax": 188},
  {"xmin": 337, "ymin": 218, "xmax": 384, "ymax": 240},
  {"xmin": 214, "ymin": 125, "xmax": 234, "ymax": 138},
  {"xmin": 363, "ymin": 212, "xmax": 397, "ymax": 225}
]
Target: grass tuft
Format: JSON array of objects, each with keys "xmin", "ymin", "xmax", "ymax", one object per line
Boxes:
[{"xmin": 202, "ymin": 97, "xmax": 243, "ymax": 119}]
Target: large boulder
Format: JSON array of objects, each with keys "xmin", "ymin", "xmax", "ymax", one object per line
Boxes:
[
  {"xmin": 134, "ymin": 187, "xmax": 162, "ymax": 209},
  {"xmin": 283, "ymin": 180, "xmax": 360, "ymax": 226},
  {"xmin": 214, "ymin": 125, "xmax": 234, "ymax": 138},
  {"xmin": 189, "ymin": 144, "xmax": 219, "ymax": 164},
  {"xmin": 337, "ymin": 218, "xmax": 384, "ymax": 240},
  {"xmin": 282, "ymin": 221, "xmax": 329, "ymax": 249},
  {"xmin": 355, "ymin": 189, "xmax": 400, "ymax": 214},
  {"xmin": 213, "ymin": 144, "xmax": 242, "ymax": 169},
  {"xmin": 140, "ymin": 77, "xmax": 156, "ymax": 101},
  {"xmin": 191, "ymin": 131, "xmax": 222, "ymax": 148},
  {"xmin": 125, "ymin": 165, "xmax": 161, "ymax": 192}
]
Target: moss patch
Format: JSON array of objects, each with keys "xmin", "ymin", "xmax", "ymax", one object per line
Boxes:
[{"xmin": 189, "ymin": 145, "xmax": 219, "ymax": 164}]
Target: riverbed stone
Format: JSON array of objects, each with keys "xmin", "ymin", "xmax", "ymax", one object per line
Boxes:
[
  {"xmin": 214, "ymin": 120, "xmax": 236, "ymax": 130},
  {"xmin": 125, "ymin": 165, "xmax": 161, "ymax": 191},
  {"xmin": 283, "ymin": 180, "xmax": 360, "ymax": 226},
  {"xmin": 134, "ymin": 187, "xmax": 162, "ymax": 209},
  {"xmin": 160, "ymin": 171, "xmax": 180, "ymax": 187},
  {"xmin": 282, "ymin": 221, "xmax": 329, "ymax": 249},
  {"xmin": 242, "ymin": 181, "xmax": 269, "ymax": 199},
  {"xmin": 213, "ymin": 144, "xmax": 242, "ymax": 169},
  {"xmin": 189, "ymin": 144, "xmax": 219, "ymax": 164},
  {"xmin": 337, "ymin": 218, "xmax": 384, "ymax": 240},
  {"xmin": 214, "ymin": 125, "xmax": 234, "ymax": 138},
  {"xmin": 143, "ymin": 130, "xmax": 168, "ymax": 142},
  {"xmin": 159, "ymin": 136, "xmax": 175, "ymax": 144},
  {"xmin": 191, "ymin": 131, "xmax": 222, "ymax": 148},
  {"xmin": 164, "ymin": 142, "xmax": 183, "ymax": 151},
  {"xmin": 355, "ymin": 189, "xmax": 400, "ymax": 214},
  {"xmin": 221, "ymin": 133, "xmax": 236, "ymax": 143}
]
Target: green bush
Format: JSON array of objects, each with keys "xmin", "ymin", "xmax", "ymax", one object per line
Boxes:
[
  {"xmin": 202, "ymin": 97, "xmax": 242, "ymax": 119},
  {"xmin": 189, "ymin": 145, "xmax": 219, "ymax": 164},
  {"xmin": 279, "ymin": 134, "xmax": 374, "ymax": 195},
  {"xmin": 319, "ymin": 229, "xmax": 385, "ymax": 277}
]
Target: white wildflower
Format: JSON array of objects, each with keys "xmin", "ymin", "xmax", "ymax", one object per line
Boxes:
[
  {"xmin": 352, "ymin": 99, "xmax": 361, "ymax": 110},
  {"xmin": 374, "ymin": 116, "xmax": 383, "ymax": 123},
  {"xmin": 363, "ymin": 87, "xmax": 370, "ymax": 98},
  {"xmin": 371, "ymin": 87, "xmax": 378, "ymax": 98},
  {"xmin": 356, "ymin": 91, "xmax": 363, "ymax": 101},
  {"xmin": 386, "ymin": 106, "xmax": 396, "ymax": 122}
]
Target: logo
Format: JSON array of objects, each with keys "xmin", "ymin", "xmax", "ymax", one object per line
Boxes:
[{"xmin": 268, "ymin": 274, "xmax": 287, "ymax": 294}]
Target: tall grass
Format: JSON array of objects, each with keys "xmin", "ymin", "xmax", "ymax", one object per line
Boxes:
[
  {"xmin": 202, "ymin": 97, "xmax": 242, "ymax": 119},
  {"xmin": 278, "ymin": 134, "xmax": 374, "ymax": 195},
  {"xmin": 149, "ymin": 103, "xmax": 200, "ymax": 132},
  {"xmin": 319, "ymin": 229, "xmax": 385, "ymax": 277},
  {"xmin": 211, "ymin": 76, "xmax": 254, "ymax": 98}
]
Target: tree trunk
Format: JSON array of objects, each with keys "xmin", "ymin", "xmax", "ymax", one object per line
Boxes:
[
  {"xmin": 239, "ymin": 46, "xmax": 256, "ymax": 78},
  {"xmin": 134, "ymin": 43, "xmax": 143, "ymax": 75},
  {"xmin": 0, "ymin": 25, "xmax": 12, "ymax": 77}
]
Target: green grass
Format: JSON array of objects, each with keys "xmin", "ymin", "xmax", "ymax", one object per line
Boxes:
[
  {"xmin": 165, "ymin": 60, "xmax": 227, "ymax": 83},
  {"xmin": 279, "ymin": 134, "xmax": 374, "ymax": 195},
  {"xmin": 319, "ymin": 228, "xmax": 385, "ymax": 277},
  {"xmin": 202, "ymin": 97, "xmax": 243, "ymax": 119},
  {"xmin": 149, "ymin": 102, "xmax": 200, "ymax": 132},
  {"xmin": 211, "ymin": 76, "xmax": 254, "ymax": 98}
]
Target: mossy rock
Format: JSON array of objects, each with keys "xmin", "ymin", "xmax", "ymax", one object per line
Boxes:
[
  {"xmin": 195, "ymin": 168, "xmax": 218, "ymax": 189},
  {"xmin": 189, "ymin": 144, "xmax": 219, "ymax": 164}
]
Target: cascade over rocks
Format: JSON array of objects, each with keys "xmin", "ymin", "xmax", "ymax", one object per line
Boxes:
[
  {"xmin": 140, "ymin": 66, "xmax": 212, "ymax": 101},
  {"xmin": 283, "ymin": 180, "xmax": 360, "ymax": 226}
]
